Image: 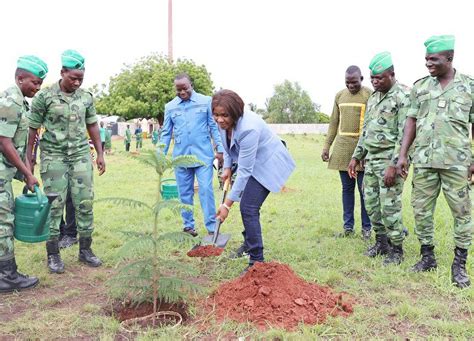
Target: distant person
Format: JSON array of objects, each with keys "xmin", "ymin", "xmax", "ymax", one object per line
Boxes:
[
  {"xmin": 124, "ymin": 124, "xmax": 132, "ymax": 152},
  {"xmin": 99, "ymin": 121, "xmax": 106, "ymax": 151},
  {"xmin": 105, "ymin": 126, "xmax": 112, "ymax": 153},
  {"xmin": 397, "ymin": 35, "xmax": 473, "ymax": 288},
  {"xmin": 322, "ymin": 66, "xmax": 372, "ymax": 240},
  {"xmin": 0, "ymin": 55, "xmax": 47, "ymax": 293},
  {"xmin": 134, "ymin": 124, "xmax": 143, "ymax": 151},
  {"xmin": 348, "ymin": 52, "xmax": 410, "ymax": 266},
  {"xmin": 151, "ymin": 127, "xmax": 160, "ymax": 147},
  {"xmin": 212, "ymin": 90, "xmax": 295, "ymax": 273},
  {"xmin": 160, "ymin": 73, "xmax": 224, "ymax": 236}
]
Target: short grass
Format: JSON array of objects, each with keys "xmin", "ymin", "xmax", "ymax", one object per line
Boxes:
[{"xmin": 1, "ymin": 135, "xmax": 472, "ymax": 339}]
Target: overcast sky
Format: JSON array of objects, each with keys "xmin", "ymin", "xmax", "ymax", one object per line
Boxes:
[{"xmin": 1, "ymin": 0, "xmax": 472, "ymax": 114}]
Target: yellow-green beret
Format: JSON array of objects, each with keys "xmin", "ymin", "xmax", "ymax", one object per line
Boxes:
[
  {"xmin": 17, "ymin": 55, "xmax": 48, "ymax": 79},
  {"xmin": 61, "ymin": 49, "xmax": 85, "ymax": 69},
  {"xmin": 424, "ymin": 35, "xmax": 455, "ymax": 54},
  {"xmin": 369, "ymin": 51, "xmax": 393, "ymax": 75}
]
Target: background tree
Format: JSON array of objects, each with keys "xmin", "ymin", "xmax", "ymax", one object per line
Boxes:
[
  {"xmin": 91, "ymin": 54, "xmax": 214, "ymax": 122},
  {"xmin": 265, "ymin": 80, "xmax": 328, "ymax": 123}
]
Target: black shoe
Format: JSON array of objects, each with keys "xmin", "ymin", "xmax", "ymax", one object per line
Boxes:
[
  {"xmin": 183, "ymin": 227, "xmax": 198, "ymax": 237},
  {"xmin": 78, "ymin": 237, "xmax": 102, "ymax": 267},
  {"xmin": 46, "ymin": 240, "xmax": 65, "ymax": 274},
  {"xmin": 451, "ymin": 247, "xmax": 470, "ymax": 288},
  {"xmin": 411, "ymin": 245, "xmax": 437, "ymax": 272},
  {"xmin": 229, "ymin": 243, "xmax": 249, "ymax": 259},
  {"xmin": 335, "ymin": 229, "xmax": 355, "ymax": 238},
  {"xmin": 240, "ymin": 261, "xmax": 262, "ymax": 276},
  {"xmin": 362, "ymin": 229, "xmax": 371, "ymax": 241},
  {"xmin": 365, "ymin": 234, "xmax": 390, "ymax": 257},
  {"xmin": 383, "ymin": 244, "xmax": 404, "ymax": 266},
  {"xmin": 58, "ymin": 235, "xmax": 78, "ymax": 249},
  {"xmin": 0, "ymin": 258, "xmax": 39, "ymax": 293}
]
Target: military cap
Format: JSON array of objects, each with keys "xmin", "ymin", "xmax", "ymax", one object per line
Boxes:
[
  {"xmin": 369, "ymin": 51, "xmax": 393, "ymax": 75},
  {"xmin": 17, "ymin": 55, "xmax": 48, "ymax": 79},
  {"xmin": 61, "ymin": 49, "xmax": 85, "ymax": 69},
  {"xmin": 424, "ymin": 35, "xmax": 455, "ymax": 54}
]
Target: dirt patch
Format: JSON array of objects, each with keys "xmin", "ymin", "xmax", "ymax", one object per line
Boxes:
[
  {"xmin": 109, "ymin": 300, "xmax": 189, "ymax": 322},
  {"xmin": 187, "ymin": 245, "xmax": 224, "ymax": 258},
  {"xmin": 0, "ymin": 265, "xmax": 112, "ymax": 323},
  {"xmin": 281, "ymin": 186, "xmax": 297, "ymax": 193},
  {"xmin": 206, "ymin": 261, "xmax": 353, "ymax": 331}
]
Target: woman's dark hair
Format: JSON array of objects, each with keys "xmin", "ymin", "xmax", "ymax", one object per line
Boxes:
[{"xmin": 211, "ymin": 89, "xmax": 245, "ymax": 125}]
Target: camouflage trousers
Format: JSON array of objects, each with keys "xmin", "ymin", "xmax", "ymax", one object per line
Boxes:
[
  {"xmin": 40, "ymin": 153, "xmax": 94, "ymax": 239},
  {"xmin": 0, "ymin": 167, "xmax": 16, "ymax": 261},
  {"xmin": 411, "ymin": 167, "xmax": 472, "ymax": 249},
  {"xmin": 364, "ymin": 159, "xmax": 405, "ymax": 246}
]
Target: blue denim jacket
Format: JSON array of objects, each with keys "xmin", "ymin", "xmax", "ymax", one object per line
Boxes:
[{"xmin": 221, "ymin": 111, "xmax": 296, "ymax": 202}]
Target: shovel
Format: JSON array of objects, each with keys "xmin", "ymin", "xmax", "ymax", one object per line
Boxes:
[{"xmin": 198, "ymin": 178, "xmax": 232, "ymax": 249}]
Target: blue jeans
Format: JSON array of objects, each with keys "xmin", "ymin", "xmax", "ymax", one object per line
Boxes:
[
  {"xmin": 339, "ymin": 171, "xmax": 371, "ymax": 231},
  {"xmin": 240, "ymin": 176, "xmax": 270, "ymax": 263},
  {"xmin": 175, "ymin": 165, "xmax": 216, "ymax": 232}
]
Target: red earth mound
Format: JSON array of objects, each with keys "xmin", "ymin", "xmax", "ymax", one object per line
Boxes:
[
  {"xmin": 207, "ymin": 262, "xmax": 353, "ymax": 331},
  {"xmin": 187, "ymin": 245, "xmax": 224, "ymax": 257}
]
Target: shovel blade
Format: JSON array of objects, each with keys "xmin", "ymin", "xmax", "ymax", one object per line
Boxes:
[{"xmin": 202, "ymin": 233, "xmax": 231, "ymax": 248}]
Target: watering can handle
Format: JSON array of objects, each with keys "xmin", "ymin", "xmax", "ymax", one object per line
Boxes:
[
  {"xmin": 34, "ymin": 185, "xmax": 43, "ymax": 203},
  {"xmin": 22, "ymin": 184, "xmax": 41, "ymax": 195}
]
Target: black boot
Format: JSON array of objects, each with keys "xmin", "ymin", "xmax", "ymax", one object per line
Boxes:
[
  {"xmin": 383, "ymin": 244, "xmax": 404, "ymax": 265},
  {"xmin": 451, "ymin": 247, "xmax": 470, "ymax": 288},
  {"xmin": 0, "ymin": 258, "xmax": 39, "ymax": 293},
  {"xmin": 79, "ymin": 237, "xmax": 102, "ymax": 267},
  {"xmin": 46, "ymin": 239, "xmax": 65, "ymax": 274},
  {"xmin": 411, "ymin": 245, "xmax": 437, "ymax": 272},
  {"xmin": 365, "ymin": 234, "xmax": 390, "ymax": 257}
]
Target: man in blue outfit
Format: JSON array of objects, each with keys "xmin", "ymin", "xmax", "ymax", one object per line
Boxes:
[{"xmin": 160, "ymin": 73, "xmax": 224, "ymax": 236}]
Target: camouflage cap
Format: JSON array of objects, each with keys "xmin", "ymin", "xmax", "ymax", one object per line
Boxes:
[
  {"xmin": 369, "ymin": 51, "xmax": 393, "ymax": 75},
  {"xmin": 17, "ymin": 55, "xmax": 48, "ymax": 79},
  {"xmin": 61, "ymin": 49, "xmax": 85, "ymax": 69},
  {"xmin": 424, "ymin": 35, "xmax": 455, "ymax": 54}
]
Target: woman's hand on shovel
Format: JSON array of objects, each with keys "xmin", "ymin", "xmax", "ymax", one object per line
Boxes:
[{"xmin": 216, "ymin": 204, "xmax": 229, "ymax": 223}]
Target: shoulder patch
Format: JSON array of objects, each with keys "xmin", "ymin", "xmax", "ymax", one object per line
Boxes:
[{"xmin": 413, "ymin": 75, "xmax": 429, "ymax": 85}]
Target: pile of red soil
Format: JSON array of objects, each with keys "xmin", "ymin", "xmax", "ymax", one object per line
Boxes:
[
  {"xmin": 187, "ymin": 245, "xmax": 224, "ymax": 257},
  {"xmin": 208, "ymin": 262, "xmax": 353, "ymax": 331}
]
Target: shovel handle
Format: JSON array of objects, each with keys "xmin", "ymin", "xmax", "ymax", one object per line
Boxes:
[{"xmin": 214, "ymin": 178, "xmax": 231, "ymax": 245}]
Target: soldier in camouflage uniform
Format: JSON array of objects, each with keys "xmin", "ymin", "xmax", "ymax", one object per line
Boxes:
[
  {"xmin": 0, "ymin": 56, "xmax": 48, "ymax": 293},
  {"xmin": 397, "ymin": 35, "xmax": 473, "ymax": 288},
  {"xmin": 348, "ymin": 52, "xmax": 410, "ymax": 266},
  {"xmin": 26, "ymin": 50, "xmax": 105, "ymax": 274}
]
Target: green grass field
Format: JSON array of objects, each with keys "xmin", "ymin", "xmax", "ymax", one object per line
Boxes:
[{"xmin": 1, "ymin": 135, "xmax": 473, "ymax": 340}]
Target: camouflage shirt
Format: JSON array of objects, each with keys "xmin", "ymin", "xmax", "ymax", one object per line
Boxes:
[
  {"xmin": 353, "ymin": 82, "xmax": 411, "ymax": 165},
  {"xmin": 407, "ymin": 71, "xmax": 474, "ymax": 170},
  {"xmin": 29, "ymin": 81, "xmax": 98, "ymax": 157},
  {"xmin": 0, "ymin": 85, "xmax": 29, "ymax": 168}
]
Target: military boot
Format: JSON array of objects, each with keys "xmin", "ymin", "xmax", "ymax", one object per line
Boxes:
[
  {"xmin": 365, "ymin": 234, "xmax": 390, "ymax": 257},
  {"xmin": 383, "ymin": 244, "xmax": 404, "ymax": 266},
  {"xmin": 78, "ymin": 237, "xmax": 102, "ymax": 267},
  {"xmin": 0, "ymin": 258, "xmax": 39, "ymax": 293},
  {"xmin": 411, "ymin": 245, "xmax": 437, "ymax": 272},
  {"xmin": 46, "ymin": 239, "xmax": 65, "ymax": 274},
  {"xmin": 451, "ymin": 247, "xmax": 470, "ymax": 288}
]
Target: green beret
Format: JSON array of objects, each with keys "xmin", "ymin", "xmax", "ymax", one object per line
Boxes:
[
  {"xmin": 424, "ymin": 35, "xmax": 455, "ymax": 54},
  {"xmin": 17, "ymin": 55, "xmax": 48, "ymax": 79},
  {"xmin": 61, "ymin": 49, "xmax": 85, "ymax": 69},
  {"xmin": 369, "ymin": 51, "xmax": 393, "ymax": 75}
]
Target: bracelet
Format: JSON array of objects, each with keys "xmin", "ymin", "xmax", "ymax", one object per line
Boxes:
[{"xmin": 222, "ymin": 203, "xmax": 231, "ymax": 211}]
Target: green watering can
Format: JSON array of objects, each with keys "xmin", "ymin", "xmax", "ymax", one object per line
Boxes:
[
  {"xmin": 14, "ymin": 185, "xmax": 58, "ymax": 243},
  {"xmin": 161, "ymin": 178, "xmax": 179, "ymax": 200}
]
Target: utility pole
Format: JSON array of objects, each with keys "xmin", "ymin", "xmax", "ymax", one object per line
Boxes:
[{"xmin": 168, "ymin": 0, "xmax": 173, "ymax": 63}]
